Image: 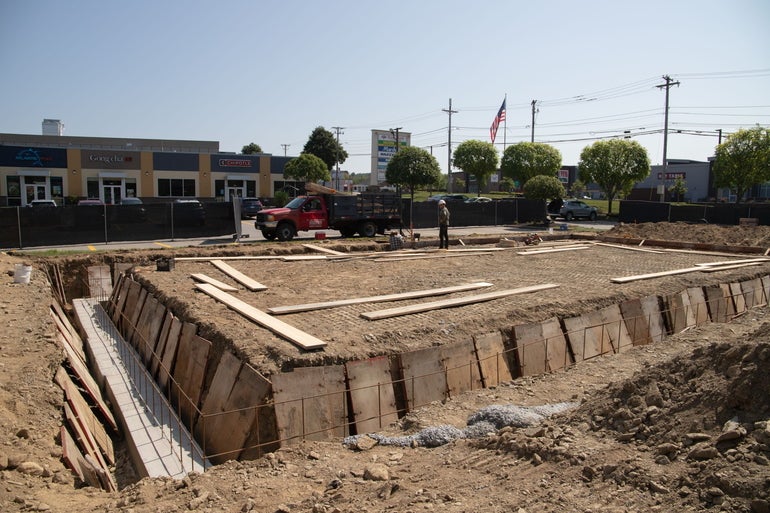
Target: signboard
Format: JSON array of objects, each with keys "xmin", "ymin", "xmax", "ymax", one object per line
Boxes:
[{"xmin": 371, "ymin": 130, "xmax": 410, "ymax": 183}]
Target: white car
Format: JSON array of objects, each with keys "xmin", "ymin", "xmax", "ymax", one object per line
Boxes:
[{"xmin": 465, "ymin": 197, "xmax": 492, "ymax": 203}]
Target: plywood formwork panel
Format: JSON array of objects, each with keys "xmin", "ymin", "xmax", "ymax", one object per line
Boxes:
[
  {"xmin": 399, "ymin": 346, "xmax": 447, "ymax": 411},
  {"xmin": 109, "ymin": 274, "xmax": 130, "ymax": 325},
  {"xmin": 172, "ymin": 332, "xmax": 211, "ymax": 428},
  {"xmin": 599, "ymin": 304, "xmax": 633, "ymax": 353},
  {"xmin": 730, "ymin": 282, "xmax": 747, "ymax": 314},
  {"xmin": 231, "ymin": 364, "xmax": 277, "ymax": 461},
  {"xmin": 272, "ymin": 365, "xmax": 347, "ymax": 444},
  {"xmin": 87, "ymin": 265, "xmax": 112, "ymax": 299},
  {"xmin": 120, "ymin": 279, "xmax": 142, "ymax": 336},
  {"xmin": 620, "ymin": 295, "xmax": 665, "ymax": 346},
  {"xmin": 440, "ymin": 340, "xmax": 483, "ymax": 398},
  {"xmin": 741, "ymin": 277, "xmax": 765, "ymax": 308},
  {"xmin": 664, "ymin": 290, "xmax": 695, "ymax": 334},
  {"xmin": 687, "ymin": 287, "xmax": 710, "ymax": 326},
  {"xmin": 346, "ymin": 356, "xmax": 398, "ymax": 434},
  {"xmin": 157, "ymin": 318, "xmax": 186, "ymax": 390},
  {"xmin": 563, "ymin": 311, "xmax": 614, "ymax": 363},
  {"xmin": 473, "ymin": 331, "xmax": 513, "ymax": 387},
  {"xmin": 513, "ymin": 317, "xmax": 571, "ymax": 376},
  {"xmin": 60, "ymin": 426, "xmax": 102, "ymax": 489},
  {"xmin": 762, "ymin": 276, "xmax": 770, "ymax": 307},
  {"xmin": 704, "ymin": 285, "xmax": 732, "ymax": 323},
  {"xmin": 150, "ymin": 311, "xmax": 174, "ymax": 378}
]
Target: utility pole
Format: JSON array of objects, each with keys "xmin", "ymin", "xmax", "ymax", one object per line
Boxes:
[
  {"xmin": 442, "ymin": 98, "xmax": 458, "ymax": 192},
  {"xmin": 389, "ymin": 127, "xmax": 402, "ymax": 153},
  {"xmin": 332, "ymin": 126, "xmax": 344, "ymax": 191},
  {"xmin": 656, "ymin": 75, "xmax": 680, "ymax": 175},
  {"xmin": 530, "ymin": 100, "xmax": 538, "ymax": 142},
  {"xmin": 281, "ymin": 144, "xmax": 290, "ymax": 157},
  {"xmin": 717, "ymin": 128, "xmax": 723, "ymax": 145}
]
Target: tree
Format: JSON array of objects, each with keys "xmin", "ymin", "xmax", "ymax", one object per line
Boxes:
[
  {"xmin": 669, "ymin": 177, "xmax": 687, "ymax": 202},
  {"xmin": 303, "ymin": 126, "xmax": 348, "ymax": 171},
  {"xmin": 241, "ymin": 143, "xmax": 263, "ymax": 154},
  {"xmin": 713, "ymin": 126, "xmax": 770, "ymax": 204},
  {"xmin": 523, "ymin": 175, "xmax": 565, "ymax": 224},
  {"xmin": 501, "ymin": 142, "xmax": 562, "ymax": 184},
  {"xmin": 500, "ymin": 177, "xmax": 515, "ymax": 195},
  {"xmin": 386, "ymin": 146, "xmax": 442, "ymax": 234},
  {"xmin": 578, "ymin": 139, "xmax": 650, "ymax": 215},
  {"xmin": 452, "ymin": 140, "xmax": 499, "ymax": 196},
  {"xmin": 570, "ymin": 179, "xmax": 586, "ymax": 198},
  {"xmin": 283, "ymin": 153, "xmax": 331, "ymax": 184}
]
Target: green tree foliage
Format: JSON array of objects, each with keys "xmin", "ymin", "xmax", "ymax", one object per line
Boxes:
[
  {"xmin": 283, "ymin": 153, "xmax": 331, "ymax": 184},
  {"xmin": 452, "ymin": 140, "xmax": 499, "ymax": 196},
  {"xmin": 578, "ymin": 139, "xmax": 650, "ymax": 214},
  {"xmin": 241, "ymin": 143, "xmax": 263, "ymax": 154},
  {"xmin": 386, "ymin": 146, "xmax": 442, "ymax": 204},
  {"xmin": 713, "ymin": 126, "xmax": 770, "ymax": 204},
  {"xmin": 501, "ymin": 142, "xmax": 562, "ymax": 184},
  {"xmin": 500, "ymin": 177, "xmax": 515, "ymax": 194},
  {"xmin": 570, "ymin": 179, "xmax": 586, "ymax": 198},
  {"xmin": 669, "ymin": 177, "xmax": 687, "ymax": 202},
  {"xmin": 523, "ymin": 175, "xmax": 565, "ymax": 223},
  {"xmin": 303, "ymin": 126, "xmax": 348, "ymax": 171},
  {"xmin": 274, "ymin": 190, "xmax": 289, "ymax": 207}
]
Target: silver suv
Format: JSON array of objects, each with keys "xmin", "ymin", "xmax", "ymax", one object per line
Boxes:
[{"xmin": 559, "ymin": 200, "xmax": 597, "ymax": 221}]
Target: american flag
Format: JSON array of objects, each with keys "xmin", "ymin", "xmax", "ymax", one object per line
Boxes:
[{"xmin": 490, "ymin": 98, "xmax": 506, "ymax": 144}]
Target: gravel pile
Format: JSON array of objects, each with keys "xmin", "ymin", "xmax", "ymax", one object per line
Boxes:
[{"xmin": 344, "ymin": 402, "xmax": 577, "ymax": 448}]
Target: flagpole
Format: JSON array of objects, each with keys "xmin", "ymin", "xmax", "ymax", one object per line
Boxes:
[{"xmin": 503, "ymin": 93, "xmax": 507, "ymax": 151}]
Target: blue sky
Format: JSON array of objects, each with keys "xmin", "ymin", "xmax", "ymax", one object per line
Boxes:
[{"xmin": 1, "ymin": 0, "xmax": 768, "ymax": 177}]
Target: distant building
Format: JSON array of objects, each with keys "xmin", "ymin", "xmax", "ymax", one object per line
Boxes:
[{"xmin": 628, "ymin": 160, "xmax": 712, "ymax": 202}]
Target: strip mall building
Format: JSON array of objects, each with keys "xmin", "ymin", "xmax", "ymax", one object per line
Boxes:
[{"xmin": 0, "ymin": 133, "xmax": 300, "ymax": 206}]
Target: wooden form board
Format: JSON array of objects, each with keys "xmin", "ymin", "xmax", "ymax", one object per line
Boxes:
[
  {"xmin": 730, "ymin": 282, "xmax": 747, "ymax": 314},
  {"xmin": 134, "ymin": 295, "xmax": 166, "ymax": 366},
  {"xmin": 563, "ymin": 309, "xmax": 616, "ymax": 363},
  {"xmin": 516, "ymin": 246, "xmax": 589, "ymax": 256},
  {"xmin": 109, "ymin": 274, "xmax": 130, "ymax": 325},
  {"xmin": 171, "ymin": 332, "xmax": 211, "ymax": 427},
  {"xmin": 191, "ymin": 273, "xmax": 239, "ymax": 291},
  {"xmin": 512, "ymin": 317, "xmax": 571, "ymax": 377},
  {"xmin": 87, "ymin": 265, "xmax": 112, "ymax": 298},
  {"xmin": 195, "ymin": 352, "xmax": 274, "ymax": 464},
  {"xmin": 441, "ymin": 339, "xmax": 484, "ymax": 398},
  {"xmin": 687, "ymin": 287, "xmax": 710, "ymax": 326},
  {"xmin": 281, "ymin": 255, "xmax": 328, "ymax": 261},
  {"xmin": 599, "ymin": 304, "xmax": 633, "ymax": 353},
  {"xmin": 210, "ymin": 259, "xmax": 267, "ymax": 291},
  {"xmin": 701, "ymin": 262, "xmax": 763, "ymax": 272},
  {"xmin": 60, "ymin": 426, "xmax": 104, "ymax": 489},
  {"xmin": 704, "ymin": 284, "xmax": 734, "ymax": 323},
  {"xmin": 51, "ymin": 304, "xmax": 86, "ymax": 364},
  {"xmin": 473, "ymin": 331, "xmax": 513, "ymax": 387},
  {"xmin": 372, "ymin": 251, "xmax": 495, "ymax": 263},
  {"xmin": 741, "ymin": 277, "xmax": 765, "ymax": 308},
  {"xmin": 301, "ymin": 243, "xmax": 347, "ymax": 255},
  {"xmin": 345, "ymin": 356, "xmax": 399, "ymax": 434},
  {"xmin": 763, "ymin": 275, "xmax": 770, "ymax": 307},
  {"xmin": 272, "ymin": 365, "xmax": 347, "ymax": 444},
  {"xmin": 268, "ymin": 282, "xmax": 494, "ymax": 315},
  {"xmin": 399, "ymin": 346, "xmax": 447, "ymax": 411},
  {"xmin": 150, "ymin": 310, "xmax": 174, "ymax": 378},
  {"xmin": 194, "ymin": 283, "xmax": 327, "ymax": 350},
  {"xmin": 611, "ymin": 266, "xmax": 705, "ymax": 284},
  {"xmin": 159, "ymin": 320, "xmax": 191, "ymax": 392},
  {"xmin": 619, "ymin": 295, "xmax": 665, "ymax": 346},
  {"xmin": 593, "ymin": 242, "xmax": 664, "ymax": 254},
  {"xmin": 360, "ymin": 284, "xmax": 559, "ymax": 321}
]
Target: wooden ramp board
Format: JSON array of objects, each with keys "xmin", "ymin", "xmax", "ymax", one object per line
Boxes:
[
  {"xmin": 191, "ymin": 273, "xmax": 239, "ymax": 292},
  {"xmin": 194, "ymin": 283, "xmax": 327, "ymax": 350},
  {"xmin": 360, "ymin": 284, "xmax": 559, "ymax": 321},
  {"xmin": 87, "ymin": 265, "xmax": 112, "ymax": 298},
  {"xmin": 210, "ymin": 259, "xmax": 267, "ymax": 291},
  {"xmin": 272, "ymin": 365, "xmax": 347, "ymax": 444},
  {"xmin": 268, "ymin": 282, "xmax": 494, "ymax": 315},
  {"xmin": 704, "ymin": 284, "xmax": 733, "ymax": 323},
  {"xmin": 611, "ymin": 266, "xmax": 705, "ymax": 283},
  {"xmin": 441, "ymin": 340, "xmax": 484, "ymax": 397},
  {"xmin": 302, "ymin": 243, "xmax": 347, "ymax": 255},
  {"xmin": 195, "ymin": 352, "xmax": 273, "ymax": 464},
  {"xmin": 171, "ymin": 332, "xmax": 211, "ymax": 427},
  {"xmin": 687, "ymin": 286, "xmax": 710, "ymax": 326},
  {"xmin": 399, "ymin": 346, "xmax": 448, "ymax": 411},
  {"xmin": 346, "ymin": 356, "xmax": 399, "ymax": 434},
  {"xmin": 473, "ymin": 331, "xmax": 513, "ymax": 387},
  {"xmin": 563, "ymin": 310, "xmax": 615, "ymax": 363},
  {"xmin": 619, "ymin": 295, "xmax": 665, "ymax": 346},
  {"xmin": 512, "ymin": 317, "xmax": 571, "ymax": 377}
]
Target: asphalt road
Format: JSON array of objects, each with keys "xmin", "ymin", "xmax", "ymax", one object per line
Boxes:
[{"xmin": 13, "ymin": 219, "xmax": 616, "ymax": 253}]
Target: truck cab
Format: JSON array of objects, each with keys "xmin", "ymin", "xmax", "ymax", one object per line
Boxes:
[{"xmin": 256, "ymin": 195, "xmax": 330, "ymax": 241}]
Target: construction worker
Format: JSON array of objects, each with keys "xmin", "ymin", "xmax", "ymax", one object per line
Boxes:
[{"xmin": 438, "ymin": 199, "xmax": 450, "ymax": 249}]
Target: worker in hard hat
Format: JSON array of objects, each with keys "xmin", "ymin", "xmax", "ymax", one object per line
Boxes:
[{"xmin": 438, "ymin": 199, "xmax": 450, "ymax": 249}]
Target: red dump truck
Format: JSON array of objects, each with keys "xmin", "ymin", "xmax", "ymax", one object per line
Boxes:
[{"xmin": 255, "ymin": 190, "xmax": 401, "ymax": 241}]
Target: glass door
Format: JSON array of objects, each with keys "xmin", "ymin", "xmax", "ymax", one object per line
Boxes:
[
  {"xmin": 102, "ymin": 179, "xmax": 123, "ymax": 205},
  {"xmin": 23, "ymin": 181, "xmax": 48, "ymax": 206}
]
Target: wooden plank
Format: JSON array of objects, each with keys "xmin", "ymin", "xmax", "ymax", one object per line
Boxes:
[
  {"xmin": 687, "ymin": 287, "xmax": 710, "ymax": 326},
  {"xmin": 610, "ymin": 266, "xmax": 705, "ymax": 283},
  {"xmin": 473, "ymin": 331, "xmax": 513, "ymax": 387},
  {"xmin": 563, "ymin": 311, "xmax": 614, "ymax": 363},
  {"xmin": 360, "ymin": 284, "xmax": 559, "ymax": 321},
  {"xmin": 124, "ymin": 282, "xmax": 147, "ymax": 345},
  {"xmin": 172, "ymin": 333, "xmax": 211, "ymax": 427},
  {"xmin": 135, "ymin": 296, "xmax": 162, "ymax": 366},
  {"xmin": 696, "ymin": 257, "xmax": 770, "ymax": 267},
  {"xmin": 51, "ymin": 300, "xmax": 82, "ymax": 350},
  {"xmin": 599, "ymin": 304, "xmax": 633, "ymax": 353},
  {"xmin": 194, "ymin": 283, "xmax": 327, "ymax": 350},
  {"xmin": 150, "ymin": 310, "xmax": 174, "ymax": 378},
  {"xmin": 593, "ymin": 242, "xmax": 664, "ymax": 253},
  {"xmin": 268, "ymin": 282, "xmax": 494, "ymax": 315},
  {"xmin": 60, "ymin": 426, "xmax": 102, "ymax": 489},
  {"xmin": 730, "ymin": 282, "xmax": 747, "ymax": 314},
  {"xmin": 158, "ymin": 319, "xmax": 189, "ymax": 391},
  {"xmin": 191, "ymin": 273, "xmax": 239, "ymax": 292},
  {"xmin": 110, "ymin": 274, "xmax": 130, "ymax": 325},
  {"xmin": 512, "ymin": 321, "xmax": 548, "ymax": 376},
  {"xmin": 620, "ymin": 295, "xmax": 664, "ymax": 346},
  {"xmin": 210, "ymin": 259, "xmax": 267, "ymax": 291},
  {"xmin": 302, "ymin": 243, "xmax": 347, "ymax": 255},
  {"xmin": 233, "ymin": 364, "xmax": 278, "ymax": 461},
  {"xmin": 516, "ymin": 246, "xmax": 589, "ymax": 255},
  {"xmin": 701, "ymin": 262, "xmax": 763, "ymax": 272},
  {"xmin": 763, "ymin": 275, "xmax": 770, "ymax": 307},
  {"xmin": 51, "ymin": 307, "xmax": 86, "ymax": 364},
  {"xmin": 55, "ymin": 367, "xmax": 115, "ymax": 465},
  {"xmin": 441, "ymin": 340, "xmax": 483, "ymax": 397},
  {"xmin": 272, "ymin": 366, "xmax": 347, "ymax": 444},
  {"xmin": 664, "ymin": 290, "xmax": 693, "ymax": 334},
  {"xmin": 741, "ymin": 278, "xmax": 765, "ymax": 308},
  {"xmin": 704, "ymin": 284, "xmax": 732, "ymax": 323},
  {"xmin": 346, "ymin": 356, "xmax": 399, "ymax": 434},
  {"xmin": 372, "ymin": 252, "xmax": 495, "ymax": 262},
  {"xmin": 281, "ymin": 255, "xmax": 328, "ymax": 261},
  {"xmin": 399, "ymin": 346, "xmax": 447, "ymax": 411},
  {"xmin": 87, "ymin": 265, "xmax": 112, "ymax": 298}
]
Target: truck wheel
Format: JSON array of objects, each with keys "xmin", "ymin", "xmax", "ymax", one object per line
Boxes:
[
  {"xmin": 262, "ymin": 230, "xmax": 276, "ymax": 241},
  {"xmin": 565, "ymin": 212, "xmax": 574, "ymax": 221},
  {"xmin": 276, "ymin": 222, "xmax": 294, "ymax": 241},
  {"xmin": 359, "ymin": 221, "xmax": 377, "ymax": 237},
  {"xmin": 339, "ymin": 227, "xmax": 356, "ymax": 238},
  {"xmin": 589, "ymin": 211, "xmax": 597, "ymax": 221}
]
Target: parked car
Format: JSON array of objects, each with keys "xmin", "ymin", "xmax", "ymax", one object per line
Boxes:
[
  {"xmin": 77, "ymin": 199, "xmax": 105, "ymax": 206},
  {"xmin": 240, "ymin": 197, "xmax": 263, "ymax": 219},
  {"xmin": 28, "ymin": 199, "xmax": 57, "ymax": 207},
  {"xmin": 426, "ymin": 194, "xmax": 470, "ymax": 203},
  {"xmin": 465, "ymin": 197, "xmax": 492, "ymax": 203},
  {"xmin": 115, "ymin": 197, "xmax": 147, "ymax": 223},
  {"xmin": 558, "ymin": 199, "xmax": 598, "ymax": 221},
  {"xmin": 172, "ymin": 199, "xmax": 205, "ymax": 226}
]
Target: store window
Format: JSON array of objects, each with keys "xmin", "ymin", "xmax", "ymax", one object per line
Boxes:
[
  {"xmin": 6, "ymin": 176, "xmax": 21, "ymax": 206},
  {"xmin": 158, "ymin": 178, "xmax": 196, "ymax": 197}
]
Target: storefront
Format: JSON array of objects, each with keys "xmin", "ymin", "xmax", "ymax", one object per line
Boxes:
[{"xmin": 0, "ymin": 146, "xmax": 68, "ymax": 206}]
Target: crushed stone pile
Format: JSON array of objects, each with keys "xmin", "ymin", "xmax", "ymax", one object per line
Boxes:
[{"xmin": 343, "ymin": 402, "xmax": 577, "ymax": 448}]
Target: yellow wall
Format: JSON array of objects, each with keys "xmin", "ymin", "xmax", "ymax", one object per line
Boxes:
[
  {"xmin": 66, "ymin": 149, "xmax": 83, "ymax": 197},
  {"xmin": 199, "ymin": 154, "xmax": 212, "ymax": 197},
  {"xmin": 140, "ymin": 152, "xmax": 154, "ymax": 197},
  {"xmin": 259, "ymin": 155, "xmax": 272, "ymax": 197}
]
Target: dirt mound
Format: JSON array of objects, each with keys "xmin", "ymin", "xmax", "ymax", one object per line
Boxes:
[{"xmin": 605, "ymin": 222, "xmax": 770, "ymax": 247}]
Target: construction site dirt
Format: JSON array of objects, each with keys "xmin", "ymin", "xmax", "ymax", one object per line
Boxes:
[{"xmin": 1, "ymin": 222, "xmax": 769, "ymax": 513}]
